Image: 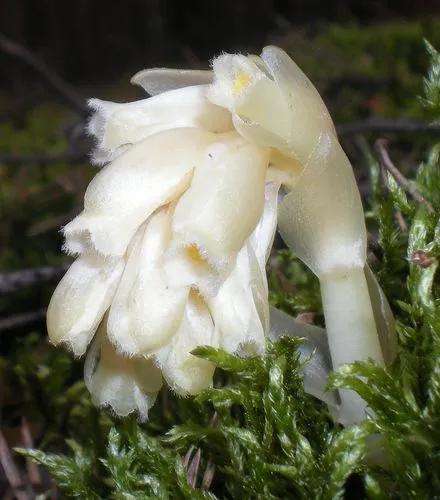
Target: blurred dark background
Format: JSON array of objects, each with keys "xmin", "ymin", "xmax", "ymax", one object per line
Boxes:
[
  {"xmin": 1, "ymin": 1, "xmax": 440, "ymax": 497},
  {"xmin": 1, "ymin": 0, "xmax": 440, "ymax": 87}
]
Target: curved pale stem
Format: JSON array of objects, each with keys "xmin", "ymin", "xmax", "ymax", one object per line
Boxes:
[
  {"xmin": 277, "ymin": 134, "xmax": 389, "ymax": 423},
  {"xmin": 320, "ymin": 268, "xmax": 385, "ymax": 424}
]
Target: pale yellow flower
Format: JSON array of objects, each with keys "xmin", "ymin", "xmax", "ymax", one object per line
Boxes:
[{"xmin": 47, "ymin": 46, "xmax": 394, "ymax": 424}]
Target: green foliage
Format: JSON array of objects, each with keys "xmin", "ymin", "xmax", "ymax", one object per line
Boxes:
[
  {"xmin": 268, "ymin": 250, "xmax": 322, "ymax": 321},
  {"xmin": 421, "ymin": 40, "xmax": 440, "ymax": 118},
  {"xmin": 15, "ymin": 441, "xmax": 100, "ymax": 499}
]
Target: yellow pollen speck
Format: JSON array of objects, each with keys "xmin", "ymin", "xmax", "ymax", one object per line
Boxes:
[
  {"xmin": 232, "ymin": 72, "xmax": 251, "ymax": 95},
  {"xmin": 186, "ymin": 244, "xmax": 207, "ymax": 264}
]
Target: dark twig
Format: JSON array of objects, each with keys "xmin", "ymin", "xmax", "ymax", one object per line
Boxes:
[
  {"xmin": 20, "ymin": 419, "xmax": 42, "ymax": 487},
  {"xmin": 0, "ymin": 152, "xmax": 87, "ymax": 166},
  {"xmin": 0, "ymin": 265, "xmax": 68, "ymax": 295},
  {"xmin": 375, "ymin": 140, "xmax": 408, "ymax": 231},
  {"xmin": 0, "ymin": 431, "xmax": 29, "ymax": 500},
  {"xmin": 183, "ymin": 445, "xmax": 196, "ymax": 470},
  {"xmin": 337, "ymin": 117, "xmax": 440, "ymax": 137},
  {"xmin": 375, "ymin": 139, "xmax": 434, "ymax": 212},
  {"xmin": 0, "ymin": 32, "xmax": 87, "ymax": 116},
  {"xmin": 201, "ymin": 458, "xmax": 215, "ymax": 490},
  {"xmin": 0, "ymin": 309, "xmax": 46, "ymax": 332},
  {"xmin": 186, "ymin": 448, "xmax": 201, "ymax": 488}
]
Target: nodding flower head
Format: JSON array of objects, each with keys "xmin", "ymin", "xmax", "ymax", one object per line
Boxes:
[
  {"xmin": 47, "ymin": 46, "xmax": 395, "ymax": 424},
  {"xmin": 47, "ymin": 52, "xmax": 287, "ymax": 419},
  {"xmin": 208, "ymin": 47, "xmax": 335, "ymax": 163}
]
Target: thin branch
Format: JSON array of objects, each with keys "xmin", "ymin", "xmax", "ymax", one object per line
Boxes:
[
  {"xmin": 183, "ymin": 445, "xmax": 196, "ymax": 470},
  {"xmin": 337, "ymin": 117, "xmax": 440, "ymax": 137},
  {"xmin": 0, "ymin": 265, "xmax": 68, "ymax": 295},
  {"xmin": 186, "ymin": 448, "xmax": 201, "ymax": 488},
  {"xmin": 0, "ymin": 151, "xmax": 87, "ymax": 166},
  {"xmin": 0, "ymin": 32, "xmax": 87, "ymax": 116},
  {"xmin": 375, "ymin": 147, "xmax": 408, "ymax": 231},
  {"xmin": 20, "ymin": 419, "xmax": 42, "ymax": 487},
  {"xmin": 375, "ymin": 139, "xmax": 434, "ymax": 212},
  {"xmin": 0, "ymin": 151, "xmax": 88, "ymax": 166},
  {"xmin": 201, "ymin": 458, "xmax": 215, "ymax": 491},
  {"xmin": 0, "ymin": 431, "xmax": 28, "ymax": 500},
  {"xmin": 0, "ymin": 309, "xmax": 46, "ymax": 333}
]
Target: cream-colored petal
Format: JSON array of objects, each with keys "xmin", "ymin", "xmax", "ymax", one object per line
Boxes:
[
  {"xmin": 260, "ymin": 45, "xmax": 336, "ymax": 162},
  {"xmin": 47, "ymin": 254, "xmax": 124, "ymax": 356},
  {"xmin": 278, "ymin": 133, "xmax": 366, "ymax": 277},
  {"xmin": 266, "ymin": 149, "xmax": 303, "ymax": 189},
  {"xmin": 207, "ymin": 183, "xmax": 279, "ymax": 355},
  {"xmin": 172, "ymin": 133, "xmax": 269, "ymax": 272},
  {"xmin": 107, "ymin": 209, "xmax": 188, "ymax": 356},
  {"xmin": 64, "ymin": 128, "xmax": 215, "ymax": 258},
  {"xmin": 208, "ymin": 54, "xmax": 268, "ymax": 111},
  {"xmin": 163, "ymin": 244, "xmax": 220, "ymax": 298},
  {"xmin": 209, "ymin": 47, "xmax": 337, "ymax": 164},
  {"xmin": 208, "ymin": 53, "xmax": 291, "ymax": 148},
  {"xmin": 84, "ymin": 325, "xmax": 162, "ymax": 420},
  {"xmin": 154, "ymin": 292, "xmax": 218, "ymax": 395},
  {"xmin": 208, "ymin": 242, "xmax": 267, "ymax": 356},
  {"xmin": 88, "ymin": 86, "xmax": 231, "ymax": 164},
  {"xmin": 249, "ymin": 182, "xmax": 280, "ymax": 267},
  {"xmin": 131, "ymin": 68, "xmax": 213, "ymax": 96}
]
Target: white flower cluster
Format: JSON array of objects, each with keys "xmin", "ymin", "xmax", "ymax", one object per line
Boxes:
[
  {"xmin": 47, "ymin": 46, "xmax": 395, "ymax": 424},
  {"xmin": 47, "ymin": 47, "xmax": 308, "ymax": 419}
]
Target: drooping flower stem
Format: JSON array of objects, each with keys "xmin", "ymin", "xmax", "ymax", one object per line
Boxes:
[
  {"xmin": 276, "ymin": 133, "xmax": 392, "ymax": 423},
  {"xmin": 320, "ymin": 268, "xmax": 385, "ymax": 424}
]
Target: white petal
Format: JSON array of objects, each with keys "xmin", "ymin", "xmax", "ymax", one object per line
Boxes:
[
  {"xmin": 208, "ymin": 53, "xmax": 267, "ymax": 111},
  {"xmin": 249, "ymin": 182, "xmax": 280, "ymax": 267},
  {"xmin": 208, "ymin": 242, "xmax": 267, "ymax": 356},
  {"xmin": 172, "ymin": 133, "xmax": 269, "ymax": 272},
  {"xmin": 154, "ymin": 292, "xmax": 218, "ymax": 395},
  {"xmin": 84, "ymin": 325, "xmax": 162, "ymax": 420},
  {"xmin": 209, "ymin": 47, "xmax": 337, "ymax": 164},
  {"xmin": 107, "ymin": 209, "xmax": 188, "ymax": 356},
  {"xmin": 277, "ymin": 133, "xmax": 367, "ymax": 277},
  {"xmin": 64, "ymin": 128, "xmax": 215, "ymax": 258},
  {"xmin": 131, "ymin": 68, "xmax": 213, "ymax": 96},
  {"xmin": 88, "ymin": 86, "xmax": 231, "ymax": 164},
  {"xmin": 266, "ymin": 148, "xmax": 303, "ymax": 188},
  {"xmin": 260, "ymin": 46, "xmax": 336, "ymax": 162},
  {"xmin": 47, "ymin": 254, "xmax": 124, "ymax": 356},
  {"xmin": 208, "ymin": 53, "xmax": 291, "ymax": 147},
  {"xmin": 208, "ymin": 184, "xmax": 279, "ymax": 355},
  {"xmin": 163, "ymin": 244, "xmax": 220, "ymax": 298}
]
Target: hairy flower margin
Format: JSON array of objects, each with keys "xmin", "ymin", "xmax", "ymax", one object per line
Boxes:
[{"xmin": 47, "ymin": 46, "xmax": 395, "ymax": 423}]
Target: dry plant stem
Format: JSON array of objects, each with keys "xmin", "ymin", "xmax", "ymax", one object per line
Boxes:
[
  {"xmin": 0, "ymin": 431, "xmax": 29, "ymax": 500},
  {"xmin": 201, "ymin": 459, "xmax": 215, "ymax": 490},
  {"xmin": 187, "ymin": 448, "xmax": 202, "ymax": 488},
  {"xmin": 20, "ymin": 419, "xmax": 42, "ymax": 487},
  {"xmin": 320, "ymin": 268, "xmax": 385, "ymax": 424},
  {"xmin": 375, "ymin": 139, "xmax": 434, "ymax": 212},
  {"xmin": 0, "ymin": 265, "xmax": 68, "ymax": 294},
  {"xmin": 0, "ymin": 309, "xmax": 46, "ymax": 333},
  {"xmin": 377, "ymin": 150, "xmax": 408, "ymax": 231},
  {"xmin": 337, "ymin": 117, "xmax": 440, "ymax": 137}
]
